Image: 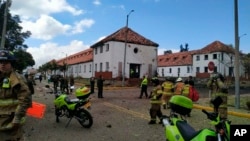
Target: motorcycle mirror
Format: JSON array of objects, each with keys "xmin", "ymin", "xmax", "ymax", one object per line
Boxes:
[{"xmin": 210, "ymin": 96, "xmax": 223, "ymax": 112}]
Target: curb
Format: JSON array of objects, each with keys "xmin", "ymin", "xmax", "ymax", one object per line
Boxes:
[{"xmin": 193, "ymin": 104, "xmax": 250, "ymax": 119}]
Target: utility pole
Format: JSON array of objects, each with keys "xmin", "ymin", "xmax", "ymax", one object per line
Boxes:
[
  {"xmin": 234, "ymin": 0, "xmax": 240, "ymax": 109},
  {"xmin": 122, "ymin": 10, "xmax": 134, "ymax": 87},
  {"xmin": 0, "ymin": 0, "xmax": 10, "ymax": 49}
]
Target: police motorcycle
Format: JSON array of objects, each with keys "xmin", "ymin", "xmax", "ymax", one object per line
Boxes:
[
  {"xmin": 54, "ymin": 85, "xmax": 93, "ymax": 128},
  {"xmin": 162, "ymin": 95, "xmax": 230, "ymax": 141}
]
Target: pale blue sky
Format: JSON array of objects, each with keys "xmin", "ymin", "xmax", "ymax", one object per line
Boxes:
[{"xmin": 10, "ymin": 0, "xmax": 250, "ymax": 68}]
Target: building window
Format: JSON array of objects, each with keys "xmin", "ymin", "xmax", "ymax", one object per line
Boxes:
[
  {"xmin": 95, "ymin": 48, "xmax": 97, "ymax": 54},
  {"xmin": 95, "ymin": 63, "xmax": 97, "ymax": 72},
  {"xmin": 196, "ymin": 67, "xmax": 200, "ymax": 73},
  {"xmin": 213, "ymin": 54, "xmax": 217, "ymax": 59},
  {"xmin": 161, "ymin": 68, "xmax": 164, "ymax": 76},
  {"xmin": 84, "ymin": 65, "xmax": 86, "ymax": 73},
  {"xmin": 89, "ymin": 64, "xmax": 92, "ymax": 72},
  {"xmin": 187, "ymin": 66, "xmax": 190, "ymax": 73},
  {"xmin": 178, "ymin": 68, "xmax": 180, "ymax": 74},
  {"xmin": 79, "ymin": 65, "xmax": 81, "ymax": 73},
  {"xmin": 106, "ymin": 62, "xmax": 109, "ymax": 71},
  {"xmin": 204, "ymin": 55, "xmax": 208, "ymax": 60},
  {"xmin": 214, "ymin": 67, "xmax": 217, "ymax": 73},
  {"xmin": 196, "ymin": 55, "xmax": 200, "ymax": 61},
  {"xmin": 100, "ymin": 45, "xmax": 103, "ymax": 53},
  {"xmin": 204, "ymin": 67, "xmax": 208, "ymax": 72},
  {"xmin": 169, "ymin": 68, "xmax": 172, "ymax": 73},
  {"xmin": 100, "ymin": 63, "xmax": 103, "ymax": 72},
  {"xmin": 106, "ymin": 44, "xmax": 109, "ymax": 52}
]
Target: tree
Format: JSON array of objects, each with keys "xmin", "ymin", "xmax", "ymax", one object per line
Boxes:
[
  {"xmin": 13, "ymin": 49, "xmax": 35, "ymax": 71},
  {"xmin": 0, "ymin": 0, "xmax": 34, "ymax": 71},
  {"xmin": 242, "ymin": 53, "xmax": 250, "ymax": 78}
]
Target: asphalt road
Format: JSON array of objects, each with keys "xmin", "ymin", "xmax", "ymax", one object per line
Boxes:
[{"xmin": 23, "ymin": 80, "xmax": 250, "ymax": 141}]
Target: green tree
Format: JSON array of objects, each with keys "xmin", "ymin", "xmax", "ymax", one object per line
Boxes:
[{"xmin": 0, "ymin": 0, "xmax": 34, "ymax": 71}]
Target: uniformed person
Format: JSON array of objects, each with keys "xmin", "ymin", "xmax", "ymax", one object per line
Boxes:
[
  {"xmin": 0, "ymin": 50, "xmax": 31, "ymax": 141},
  {"xmin": 207, "ymin": 72, "xmax": 228, "ymax": 119},
  {"xmin": 148, "ymin": 78, "xmax": 163, "ymax": 124},
  {"xmin": 161, "ymin": 77, "xmax": 174, "ymax": 109}
]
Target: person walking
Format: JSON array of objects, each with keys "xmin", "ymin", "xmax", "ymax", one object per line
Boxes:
[
  {"xmin": 0, "ymin": 50, "xmax": 31, "ymax": 141},
  {"xmin": 24, "ymin": 73, "xmax": 35, "ymax": 108},
  {"xmin": 39, "ymin": 74, "xmax": 42, "ymax": 83},
  {"xmin": 174, "ymin": 77, "xmax": 184, "ymax": 95},
  {"xmin": 207, "ymin": 73, "xmax": 228, "ymax": 119},
  {"xmin": 148, "ymin": 78, "xmax": 163, "ymax": 124},
  {"xmin": 69, "ymin": 75, "xmax": 74, "ymax": 94},
  {"xmin": 90, "ymin": 77, "xmax": 95, "ymax": 94},
  {"xmin": 97, "ymin": 75, "xmax": 104, "ymax": 98},
  {"xmin": 161, "ymin": 77, "xmax": 174, "ymax": 109},
  {"xmin": 139, "ymin": 75, "xmax": 148, "ymax": 99}
]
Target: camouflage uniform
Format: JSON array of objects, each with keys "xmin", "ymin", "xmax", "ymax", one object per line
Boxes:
[
  {"xmin": 207, "ymin": 73, "xmax": 228, "ymax": 119},
  {"xmin": 0, "ymin": 50, "xmax": 31, "ymax": 141}
]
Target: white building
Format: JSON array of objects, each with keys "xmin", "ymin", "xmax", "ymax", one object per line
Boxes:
[
  {"xmin": 89, "ymin": 27, "xmax": 159, "ymax": 79},
  {"xmin": 158, "ymin": 41, "xmax": 244, "ymax": 78}
]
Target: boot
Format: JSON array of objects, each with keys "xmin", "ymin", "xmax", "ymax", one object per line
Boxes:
[
  {"xmin": 163, "ymin": 104, "xmax": 166, "ymax": 109},
  {"xmin": 148, "ymin": 120, "xmax": 156, "ymax": 124}
]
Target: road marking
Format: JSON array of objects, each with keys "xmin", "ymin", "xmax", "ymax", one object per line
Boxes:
[{"xmin": 103, "ymin": 102, "xmax": 150, "ymax": 120}]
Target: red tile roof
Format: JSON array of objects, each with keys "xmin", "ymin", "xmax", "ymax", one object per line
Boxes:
[
  {"xmin": 57, "ymin": 48, "xmax": 93, "ymax": 65},
  {"xmin": 158, "ymin": 50, "xmax": 198, "ymax": 67},
  {"xmin": 90, "ymin": 27, "xmax": 159, "ymax": 48},
  {"xmin": 195, "ymin": 40, "xmax": 235, "ymax": 54}
]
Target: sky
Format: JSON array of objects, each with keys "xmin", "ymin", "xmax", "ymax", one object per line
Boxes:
[{"xmin": 8, "ymin": 0, "xmax": 250, "ymax": 68}]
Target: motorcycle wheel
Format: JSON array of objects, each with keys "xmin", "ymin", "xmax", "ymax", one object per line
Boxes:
[{"xmin": 77, "ymin": 109, "xmax": 93, "ymax": 128}]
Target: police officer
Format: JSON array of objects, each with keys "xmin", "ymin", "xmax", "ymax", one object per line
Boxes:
[
  {"xmin": 139, "ymin": 75, "xmax": 148, "ymax": 99},
  {"xmin": 0, "ymin": 50, "xmax": 31, "ymax": 141},
  {"xmin": 207, "ymin": 72, "xmax": 228, "ymax": 119}
]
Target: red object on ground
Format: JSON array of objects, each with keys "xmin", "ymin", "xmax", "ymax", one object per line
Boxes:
[{"xmin": 27, "ymin": 102, "xmax": 46, "ymax": 118}]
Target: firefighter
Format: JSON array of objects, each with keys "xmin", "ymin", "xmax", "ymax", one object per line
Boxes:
[
  {"xmin": 0, "ymin": 50, "xmax": 31, "ymax": 140},
  {"xmin": 148, "ymin": 78, "xmax": 163, "ymax": 124},
  {"xmin": 182, "ymin": 80, "xmax": 190, "ymax": 97},
  {"xmin": 174, "ymin": 77, "xmax": 184, "ymax": 95},
  {"xmin": 207, "ymin": 72, "xmax": 228, "ymax": 119},
  {"xmin": 161, "ymin": 77, "xmax": 174, "ymax": 109}
]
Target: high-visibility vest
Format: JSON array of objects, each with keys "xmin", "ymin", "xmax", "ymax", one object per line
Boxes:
[{"xmin": 141, "ymin": 78, "xmax": 148, "ymax": 86}]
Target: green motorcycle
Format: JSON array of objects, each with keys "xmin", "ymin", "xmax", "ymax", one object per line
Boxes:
[
  {"xmin": 162, "ymin": 95, "xmax": 230, "ymax": 141},
  {"xmin": 54, "ymin": 86, "xmax": 93, "ymax": 128}
]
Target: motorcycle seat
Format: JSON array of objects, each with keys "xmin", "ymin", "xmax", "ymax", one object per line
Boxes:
[{"xmin": 176, "ymin": 120, "xmax": 198, "ymax": 141}]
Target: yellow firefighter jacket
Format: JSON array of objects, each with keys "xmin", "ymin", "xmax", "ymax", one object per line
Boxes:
[{"xmin": 0, "ymin": 71, "xmax": 31, "ymax": 131}]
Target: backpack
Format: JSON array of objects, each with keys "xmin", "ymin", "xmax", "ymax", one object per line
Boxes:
[{"xmin": 188, "ymin": 86, "xmax": 199, "ymax": 102}]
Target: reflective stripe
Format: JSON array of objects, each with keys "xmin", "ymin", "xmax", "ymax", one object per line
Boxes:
[
  {"xmin": 0, "ymin": 99, "xmax": 19, "ymax": 106},
  {"xmin": 182, "ymin": 85, "xmax": 190, "ymax": 97}
]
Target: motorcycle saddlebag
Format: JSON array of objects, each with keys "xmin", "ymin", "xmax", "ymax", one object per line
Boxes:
[{"xmin": 169, "ymin": 95, "xmax": 193, "ymax": 115}]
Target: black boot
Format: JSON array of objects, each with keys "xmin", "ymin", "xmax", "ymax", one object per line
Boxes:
[
  {"xmin": 163, "ymin": 104, "xmax": 166, "ymax": 109},
  {"xmin": 148, "ymin": 120, "xmax": 156, "ymax": 124}
]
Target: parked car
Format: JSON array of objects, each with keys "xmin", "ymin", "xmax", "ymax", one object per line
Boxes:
[{"xmin": 34, "ymin": 73, "xmax": 41, "ymax": 80}]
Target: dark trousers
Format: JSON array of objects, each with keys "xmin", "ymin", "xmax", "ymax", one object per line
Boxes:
[
  {"xmin": 149, "ymin": 104, "xmax": 163, "ymax": 121},
  {"xmin": 90, "ymin": 83, "xmax": 95, "ymax": 93},
  {"xmin": 98, "ymin": 87, "xmax": 103, "ymax": 98},
  {"xmin": 140, "ymin": 85, "xmax": 148, "ymax": 98}
]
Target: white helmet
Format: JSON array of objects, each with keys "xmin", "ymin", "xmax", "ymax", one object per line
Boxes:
[{"xmin": 176, "ymin": 77, "xmax": 182, "ymax": 82}]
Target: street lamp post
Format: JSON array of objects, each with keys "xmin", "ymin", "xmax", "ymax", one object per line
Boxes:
[{"xmin": 122, "ymin": 10, "xmax": 134, "ymax": 87}]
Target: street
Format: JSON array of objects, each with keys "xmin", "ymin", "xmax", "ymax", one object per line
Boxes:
[{"xmin": 23, "ymin": 80, "xmax": 250, "ymax": 141}]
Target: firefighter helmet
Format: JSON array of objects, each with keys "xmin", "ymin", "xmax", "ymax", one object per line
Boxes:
[{"xmin": 0, "ymin": 50, "xmax": 16, "ymax": 61}]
